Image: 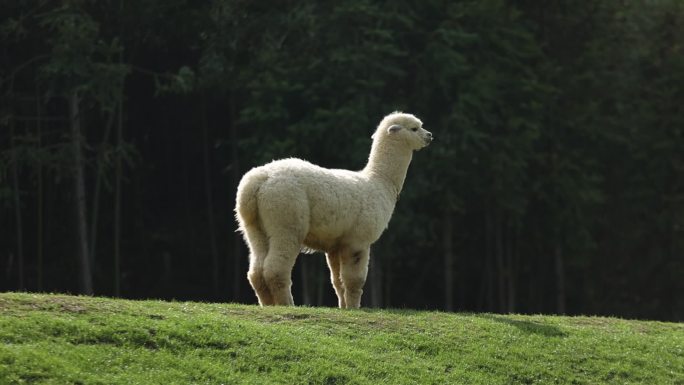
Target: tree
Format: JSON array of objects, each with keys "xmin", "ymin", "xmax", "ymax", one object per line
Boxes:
[
  {"xmin": 1, "ymin": 0, "xmax": 682, "ymax": 320},
  {"xmin": 38, "ymin": 2, "xmax": 127, "ymax": 294},
  {"xmin": 401, "ymin": 0, "xmax": 547, "ymax": 313}
]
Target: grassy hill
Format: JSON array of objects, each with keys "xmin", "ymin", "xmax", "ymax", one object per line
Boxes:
[{"xmin": 0, "ymin": 293, "xmax": 682, "ymax": 385}]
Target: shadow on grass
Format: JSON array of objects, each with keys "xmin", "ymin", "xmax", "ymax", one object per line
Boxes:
[
  {"xmin": 476, "ymin": 314, "xmax": 568, "ymax": 337},
  {"xmin": 359, "ymin": 308, "xmax": 425, "ymax": 316},
  {"xmin": 329, "ymin": 307, "xmax": 568, "ymax": 337}
]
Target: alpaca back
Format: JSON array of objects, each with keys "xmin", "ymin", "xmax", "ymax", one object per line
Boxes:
[
  {"xmin": 239, "ymin": 158, "xmax": 397, "ymax": 252},
  {"xmin": 257, "ymin": 159, "xmax": 368, "ymax": 243}
]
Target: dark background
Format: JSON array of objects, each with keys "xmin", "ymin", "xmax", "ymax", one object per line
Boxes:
[{"xmin": 1, "ymin": 0, "xmax": 682, "ymax": 321}]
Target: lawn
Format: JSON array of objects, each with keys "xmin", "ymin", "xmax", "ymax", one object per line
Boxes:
[{"xmin": 0, "ymin": 292, "xmax": 682, "ymax": 384}]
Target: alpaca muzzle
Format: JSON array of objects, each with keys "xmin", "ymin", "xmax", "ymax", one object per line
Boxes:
[{"xmin": 424, "ymin": 131, "xmax": 434, "ymax": 145}]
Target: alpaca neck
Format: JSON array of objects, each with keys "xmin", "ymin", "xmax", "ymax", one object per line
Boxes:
[{"xmin": 363, "ymin": 140, "xmax": 413, "ymax": 198}]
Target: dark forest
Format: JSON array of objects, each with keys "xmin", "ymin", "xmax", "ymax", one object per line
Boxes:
[{"xmin": 1, "ymin": 0, "xmax": 682, "ymax": 321}]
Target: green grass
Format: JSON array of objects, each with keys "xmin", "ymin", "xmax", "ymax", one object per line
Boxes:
[{"xmin": 0, "ymin": 293, "xmax": 682, "ymax": 385}]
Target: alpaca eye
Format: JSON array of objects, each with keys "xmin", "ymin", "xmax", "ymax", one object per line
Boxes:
[{"xmin": 411, "ymin": 127, "xmax": 418, "ymax": 132}]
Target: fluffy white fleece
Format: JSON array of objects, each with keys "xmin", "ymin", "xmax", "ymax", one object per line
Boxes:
[{"xmin": 235, "ymin": 112, "xmax": 432, "ymax": 308}]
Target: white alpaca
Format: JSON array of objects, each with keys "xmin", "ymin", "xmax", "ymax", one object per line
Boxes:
[{"xmin": 235, "ymin": 112, "xmax": 432, "ymax": 308}]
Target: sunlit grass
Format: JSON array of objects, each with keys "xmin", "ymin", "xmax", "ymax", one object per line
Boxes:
[{"xmin": 1, "ymin": 292, "xmax": 682, "ymax": 384}]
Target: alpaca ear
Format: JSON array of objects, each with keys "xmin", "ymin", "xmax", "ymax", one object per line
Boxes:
[{"xmin": 388, "ymin": 124, "xmax": 402, "ymax": 133}]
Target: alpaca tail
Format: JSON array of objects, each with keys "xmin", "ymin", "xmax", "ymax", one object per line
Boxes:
[{"xmin": 235, "ymin": 167, "xmax": 269, "ymax": 234}]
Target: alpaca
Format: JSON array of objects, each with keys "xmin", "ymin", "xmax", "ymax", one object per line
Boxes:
[{"xmin": 235, "ymin": 112, "xmax": 432, "ymax": 308}]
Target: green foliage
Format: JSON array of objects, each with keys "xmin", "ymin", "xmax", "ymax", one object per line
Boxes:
[
  {"xmin": 154, "ymin": 66, "xmax": 196, "ymax": 95},
  {"xmin": 411, "ymin": 0, "xmax": 547, "ymax": 210},
  {"xmin": 1, "ymin": 0, "xmax": 683, "ymax": 319},
  {"xmin": 1, "ymin": 293, "xmax": 682, "ymax": 385},
  {"xmin": 38, "ymin": 3, "xmax": 128, "ymax": 107},
  {"xmin": 202, "ymin": 0, "xmax": 409, "ymax": 166},
  {"xmin": 520, "ymin": 0, "xmax": 684, "ymax": 316}
]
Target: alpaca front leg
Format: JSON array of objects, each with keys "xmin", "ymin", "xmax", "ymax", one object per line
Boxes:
[{"xmin": 340, "ymin": 248, "xmax": 370, "ymax": 309}]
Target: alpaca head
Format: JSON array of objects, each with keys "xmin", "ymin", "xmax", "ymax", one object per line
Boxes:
[{"xmin": 373, "ymin": 111, "xmax": 433, "ymax": 151}]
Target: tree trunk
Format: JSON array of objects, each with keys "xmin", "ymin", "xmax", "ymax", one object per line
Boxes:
[
  {"xmin": 229, "ymin": 91, "xmax": 242, "ymax": 300},
  {"xmin": 70, "ymin": 90, "xmax": 93, "ymax": 295},
  {"xmin": 113, "ymin": 97, "xmax": 123, "ymax": 297},
  {"xmin": 495, "ymin": 210, "xmax": 506, "ymax": 312},
  {"xmin": 443, "ymin": 211, "xmax": 454, "ymax": 311},
  {"xmin": 300, "ymin": 257, "xmax": 311, "ymax": 305},
  {"xmin": 36, "ymin": 86, "xmax": 44, "ymax": 291},
  {"xmin": 5, "ymin": 253, "xmax": 14, "ymax": 284},
  {"xmin": 90, "ymin": 111, "xmax": 116, "ymax": 270},
  {"xmin": 10, "ymin": 110, "xmax": 24, "ymax": 291},
  {"xmin": 370, "ymin": 253, "xmax": 382, "ymax": 308},
  {"xmin": 383, "ymin": 267, "xmax": 392, "ymax": 308},
  {"xmin": 506, "ymin": 220, "xmax": 516, "ymax": 313},
  {"xmin": 201, "ymin": 98, "xmax": 220, "ymax": 298},
  {"xmin": 316, "ymin": 261, "xmax": 325, "ymax": 306},
  {"xmin": 484, "ymin": 205, "xmax": 494, "ymax": 312},
  {"xmin": 554, "ymin": 242, "xmax": 566, "ymax": 314},
  {"xmin": 112, "ymin": 0, "xmax": 125, "ymax": 298}
]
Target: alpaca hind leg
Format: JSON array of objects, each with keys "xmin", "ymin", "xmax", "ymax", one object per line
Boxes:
[
  {"xmin": 340, "ymin": 248, "xmax": 370, "ymax": 309},
  {"xmin": 262, "ymin": 237, "xmax": 300, "ymax": 306},
  {"xmin": 326, "ymin": 252, "xmax": 346, "ymax": 308},
  {"xmin": 243, "ymin": 225, "xmax": 273, "ymax": 306}
]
